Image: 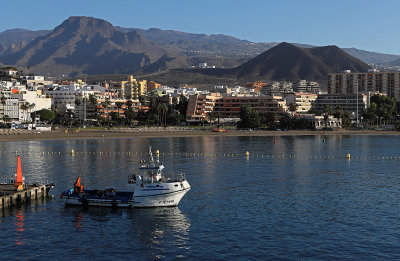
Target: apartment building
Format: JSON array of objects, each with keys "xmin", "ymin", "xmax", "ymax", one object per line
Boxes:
[
  {"xmin": 281, "ymin": 92, "xmax": 318, "ymax": 113},
  {"xmin": 3, "ymin": 97, "xmax": 20, "ymax": 122},
  {"xmin": 328, "ymin": 70, "xmax": 400, "ymax": 101},
  {"xmin": 114, "ymin": 75, "xmax": 147, "ymax": 99},
  {"xmin": 313, "ymin": 93, "xmax": 367, "ymax": 116},
  {"xmin": 294, "ymin": 80, "xmax": 320, "ymax": 94},
  {"xmin": 186, "ymin": 93, "xmax": 287, "ymax": 122}
]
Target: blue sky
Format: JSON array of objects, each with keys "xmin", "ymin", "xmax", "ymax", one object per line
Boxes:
[{"xmin": 2, "ymin": 0, "xmax": 399, "ymax": 54}]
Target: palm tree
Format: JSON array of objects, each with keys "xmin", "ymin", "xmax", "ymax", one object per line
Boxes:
[
  {"xmin": 288, "ymin": 103, "xmax": 298, "ymax": 116},
  {"xmin": 157, "ymin": 103, "xmax": 168, "ymax": 126},
  {"xmin": 116, "ymin": 102, "xmax": 123, "ymax": 122},
  {"xmin": 29, "ymin": 103, "xmax": 36, "ymax": 123},
  {"xmin": 323, "ymin": 105, "xmax": 333, "ymax": 129},
  {"xmin": 74, "ymin": 98, "xmax": 82, "ymax": 123},
  {"xmin": 75, "ymin": 98, "xmax": 81, "ymax": 108},
  {"xmin": 126, "ymin": 100, "xmax": 133, "ymax": 110},
  {"xmin": 20, "ymin": 102, "xmax": 29, "ymax": 123},
  {"xmin": 102, "ymin": 98, "xmax": 111, "ymax": 126},
  {"xmin": 2, "ymin": 115, "xmax": 10, "ymax": 124},
  {"xmin": 1, "ymin": 96, "xmax": 6, "ymax": 105}
]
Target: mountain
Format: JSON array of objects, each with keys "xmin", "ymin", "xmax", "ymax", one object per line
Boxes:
[
  {"xmin": 0, "ymin": 17, "xmax": 391, "ymax": 79},
  {"xmin": 342, "ymin": 48, "xmax": 400, "ymax": 64},
  {"xmin": 0, "ymin": 16, "xmax": 189, "ymax": 76},
  {"xmin": 116, "ymin": 26, "xmax": 277, "ymax": 56},
  {"xmin": 0, "ymin": 29, "xmax": 50, "ymax": 55},
  {"xmin": 195, "ymin": 42, "xmax": 371, "ymax": 81}
]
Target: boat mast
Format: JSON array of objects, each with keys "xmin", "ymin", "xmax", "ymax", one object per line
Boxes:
[{"xmin": 148, "ymin": 146, "xmax": 155, "ymax": 168}]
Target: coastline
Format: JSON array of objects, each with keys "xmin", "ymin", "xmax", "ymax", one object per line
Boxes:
[{"xmin": 0, "ymin": 128, "xmax": 398, "ymax": 142}]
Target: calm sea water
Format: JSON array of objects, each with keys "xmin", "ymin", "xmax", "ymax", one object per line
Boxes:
[{"xmin": 1, "ymin": 135, "xmax": 400, "ymax": 260}]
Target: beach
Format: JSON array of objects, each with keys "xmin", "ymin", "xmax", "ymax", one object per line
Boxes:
[{"xmin": 0, "ymin": 128, "xmax": 398, "ymax": 141}]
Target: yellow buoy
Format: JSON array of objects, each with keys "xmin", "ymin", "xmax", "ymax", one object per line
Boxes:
[
  {"xmin": 346, "ymin": 153, "xmax": 350, "ymax": 159},
  {"xmin": 245, "ymin": 151, "xmax": 249, "ymax": 157},
  {"xmin": 155, "ymin": 149, "xmax": 160, "ymax": 155},
  {"xmin": 71, "ymin": 149, "xmax": 75, "ymax": 155}
]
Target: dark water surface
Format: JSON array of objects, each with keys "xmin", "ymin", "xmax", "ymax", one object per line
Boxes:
[{"xmin": 1, "ymin": 135, "xmax": 400, "ymax": 260}]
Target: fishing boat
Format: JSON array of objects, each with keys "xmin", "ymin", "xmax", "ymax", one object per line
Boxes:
[{"xmin": 60, "ymin": 147, "xmax": 191, "ymax": 208}]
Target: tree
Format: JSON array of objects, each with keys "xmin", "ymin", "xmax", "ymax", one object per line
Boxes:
[
  {"xmin": 261, "ymin": 112, "xmax": 278, "ymax": 129},
  {"xmin": 20, "ymin": 102, "xmax": 29, "ymax": 123},
  {"xmin": 115, "ymin": 102, "xmax": 124, "ymax": 124},
  {"xmin": 110, "ymin": 111, "xmax": 119, "ymax": 123},
  {"xmin": 172, "ymin": 97, "xmax": 178, "ymax": 110},
  {"xmin": 1, "ymin": 96, "xmax": 6, "ymax": 105},
  {"xmin": 362, "ymin": 95, "xmax": 396, "ymax": 127},
  {"xmin": 288, "ymin": 103, "xmax": 298, "ymax": 116},
  {"xmin": 176, "ymin": 94, "xmax": 188, "ymax": 121},
  {"xmin": 323, "ymin": 105, "xmax": 333, "ymax": 129},
  {"xmin": 102, "ymin": 98, "xmax": 111, "ymax": 126},
  {"xmin": 342, "ymin": 111, "xmax": 352, "ymax": 128},
  {"xmin": 333, "ymin": 106, "xmax": 343, "ymax": 121},
  {"xmin": 2, "ymin": 115, "xmax": 10, "ymax": 124},
  {"xmin": 89, "ymin": 94, "xmax": 97, "ymax": 106},
  {"xmin": 37, "ymin": 109, "xmax": 55, "ymax": 124},
  {"xmin": 237, "ymin": 105, "xmax": 260, "ymax": 129},
  {"xmin": 139, "ymin": 95, "xmax": 147, "ymax": 105},
  {"xmin": 126, "ymin": 100, "xmax": 133, "ymax": 109},
  {"xmin": 124, "ymin": 108, "xmax": 137, "ymax": 126},
  {"xmin": 75, "ymin": 98, "xmax": 81, "ymax": 108},
  {"xmin": 29, "ymin": 103, "xmax": 36, "ymax": 123},
  {"xmin": 278, "ymin": 113, "xmax": 293, "ymax": 130},
  {"xmin": 157, "ymin": 103, "xmax": 168, "ymax": 126}
]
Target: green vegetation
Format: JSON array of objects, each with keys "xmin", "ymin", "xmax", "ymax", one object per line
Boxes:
[
  {"xmin": 237, "ymin": 105, "xmax": 312, "ymax": 130},
  {"xmin": 362, "ymin": 94, "xmax": 397, "ymax": 128},
  {"xmin": 36, "ymin": 109, "xmax": 55, "ymax": 124}
]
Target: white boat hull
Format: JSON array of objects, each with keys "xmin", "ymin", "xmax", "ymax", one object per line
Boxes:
[
  {"xmin": 131, "ymin": 187, "xmax": 190, "ymax": 207},
  {"xmin": 131, "ymin": 180, "xmax": 191, "ymax": 207},
  {"xmin": 61, "ymin": 180, "xmax": 191, "ymax": 208}
]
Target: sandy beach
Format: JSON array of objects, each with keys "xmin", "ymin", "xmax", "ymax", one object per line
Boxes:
[{"xmin": 0, "ymin": 128, "xmax": 398, "ymax": 142}]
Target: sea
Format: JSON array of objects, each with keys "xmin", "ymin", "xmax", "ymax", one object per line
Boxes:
[{"xmin": 1, "ymin": 135, "xmax": 400, "ymax": 260}]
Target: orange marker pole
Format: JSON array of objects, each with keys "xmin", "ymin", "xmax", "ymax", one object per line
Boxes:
[{"xmin": 14, "ymin": 155, "xmax": 23, "ymax": 191}]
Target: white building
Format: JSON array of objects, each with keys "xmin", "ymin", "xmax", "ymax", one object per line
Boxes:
[
  {"xmin": 43, "ymin": 84, "xmax": 104, "ymax": 114},
  {"xmin": 3, "ymin": 97, "xmax": 20, "ymax": 122},
  {"xmin": 282, "ymin": 92, "xmax": 318, "ymax": 113},
  {"xmin": 11, "ymin": 90, "xmax": 52, "ymax": 111}
]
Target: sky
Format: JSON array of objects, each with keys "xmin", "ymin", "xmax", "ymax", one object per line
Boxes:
[{"xmin": 1, "ymin": 0, "xmax": 400, "ymax": 54}]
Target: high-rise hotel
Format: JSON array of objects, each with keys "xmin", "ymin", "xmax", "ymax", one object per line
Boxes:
[{"xmin": 328, "ymin": 69, "xmax": 400, "ymax": 101}]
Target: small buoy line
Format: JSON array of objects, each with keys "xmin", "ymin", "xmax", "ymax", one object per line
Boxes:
[{"xmin": 0, "ymin": 150, "xmax": 398, "ymax": 161}]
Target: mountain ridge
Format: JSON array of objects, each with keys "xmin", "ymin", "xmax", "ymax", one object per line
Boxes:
[
  {"xmin": 0, "ymin": 16, "xmax": 190, "ymax": 77},
  {"xmin": 191, "ymin": 42, "xmax": 371, "ymax": 81},
  {"xmin": 0, "ymin": 16, "xmax": 386, "ymax": 79}
]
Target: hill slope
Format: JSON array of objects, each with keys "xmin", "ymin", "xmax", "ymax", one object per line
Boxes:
[
  {"xmin": 0, "ymin": 29, "xmax": 51, "ymax": 56},
  {"xmin": 196, "ymin": 42, "xmax": 371, "ymax": 81},
  {"xmin": 0, "ymin": 16, "xmax": 190, "ymax": 76}
]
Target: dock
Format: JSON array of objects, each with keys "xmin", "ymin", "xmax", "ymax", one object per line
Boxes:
[{"xmin": 0, "ymin": 184, "xmax": 53, "ymax": 209}]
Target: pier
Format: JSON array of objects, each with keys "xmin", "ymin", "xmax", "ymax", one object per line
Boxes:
[{"xmin": 0, "ymin": 184, "xmax": 52, "ymax": 209}]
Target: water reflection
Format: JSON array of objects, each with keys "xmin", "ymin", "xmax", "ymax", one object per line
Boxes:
[
  {"xmin": 128, "ymin": 207, "xmax": 191, "ymax": 259},
  {"xmin": 14, "ymin": 209, "xmax": 25, "ymax": 245}
]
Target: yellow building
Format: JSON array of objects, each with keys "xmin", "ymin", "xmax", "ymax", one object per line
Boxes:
[{"xmin": 119, "ymin": 76, "xmax": 147, "ymax": 99}]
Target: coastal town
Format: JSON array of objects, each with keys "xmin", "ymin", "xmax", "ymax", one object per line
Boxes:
[{"xmin": 0, "ymin": 66, "xmax": 398, "ymax": 133}]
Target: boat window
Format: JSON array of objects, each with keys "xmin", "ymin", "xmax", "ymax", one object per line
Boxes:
[
  {"xmin": 156, "ymin": 185, "xmax": 159, "ymax": 187},
  {"xmin": 175, "ymin": 184, "xmax": 178, "ymax": 187}
]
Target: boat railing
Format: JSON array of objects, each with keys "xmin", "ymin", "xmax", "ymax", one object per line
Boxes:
[
  {"xmin": 167, "ymin": 172, "xmax": 186, "ymax": 182},
  {"xmin": 128, "ymin": 172, "xmax": 186, "ymax": 184}
]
